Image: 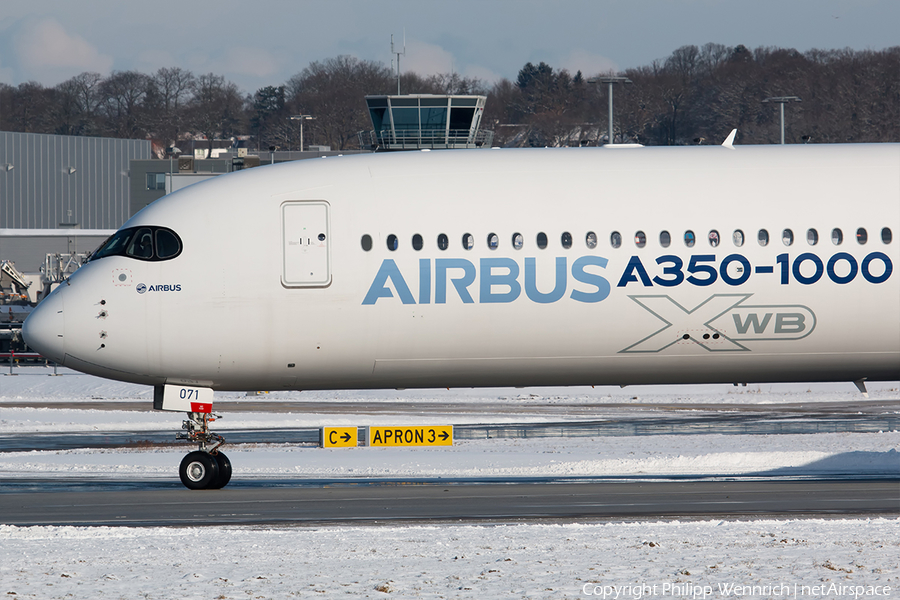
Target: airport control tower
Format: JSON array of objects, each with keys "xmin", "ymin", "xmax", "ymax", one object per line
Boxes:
[{"xmin": 359, "ymin": 94, "xmax": 493, "ymax": 151}]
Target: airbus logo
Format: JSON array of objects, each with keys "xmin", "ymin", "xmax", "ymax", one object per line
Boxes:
[{"xmin": 135, "ymin": 283, "xmax": 182, "ymax": 294}]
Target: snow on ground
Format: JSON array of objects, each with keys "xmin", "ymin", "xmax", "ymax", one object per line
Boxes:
[
  {"xmin": 1, "ymin": 369, "xmax": 898, "ymax": 480},
  {"xmin": 1, "ymin": 519, "xmax": 898, "ymax": 599},
  {"xmin": 1, "ymin": 369, "xmax": 899, "ymax": 598},
  {"xmin": 1, "ymin": 433, "xmax": 898, "ymax": 480}
]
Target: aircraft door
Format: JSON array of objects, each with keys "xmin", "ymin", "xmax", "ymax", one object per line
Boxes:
[{"xmin": 281, "ymin": 201, "xmax": 331, "ymax": 287}]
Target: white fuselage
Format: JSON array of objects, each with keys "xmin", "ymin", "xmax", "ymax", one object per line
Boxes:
[{"xmin": 23, "ymin": 145, "xmax": 900, "ymax": 391}]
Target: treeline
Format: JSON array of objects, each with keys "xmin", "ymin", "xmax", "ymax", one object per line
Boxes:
[{"xmin": 1, "ymin": 44, "xmax": 897, "ymax": 153}]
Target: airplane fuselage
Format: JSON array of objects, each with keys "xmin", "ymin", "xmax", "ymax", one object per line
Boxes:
[{"xmin": 23, "ymin": 144, "xmax": 900, "ymax": 391}]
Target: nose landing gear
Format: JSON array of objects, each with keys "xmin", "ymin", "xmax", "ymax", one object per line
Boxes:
[{"xmin": 177, "ymin": 412, "xmax": 232, "ymax": 490}]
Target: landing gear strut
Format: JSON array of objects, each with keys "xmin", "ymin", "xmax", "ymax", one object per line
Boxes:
[{"xmin": 177, "ymin": 412, "xmax": 231, "ymax": 490}]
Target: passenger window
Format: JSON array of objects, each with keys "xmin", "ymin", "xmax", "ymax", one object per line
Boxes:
[
  {"xmin": 659, "ymin": 231, "xmax": 671, "ymax": 248},
  {"xmin": 610, "ymin": 231, "xmax": 622, "ymax": 248},
  {"xmin": 733, "ymin": 230, "xmax": 744, "ymax": 247},
  {"xmin": 806, "ymin": 228, "xmax": 818, "ymax": 246},
  {"xmin": 882, "ymin": 227, "xmax": 893, "ymax": 244},
  {"xmin": 361, "ymin": 234, "xmax": 373, "ymax": 251},
  {"xmin": 462, "ymin": 233, "xmax": 474, "ymax": 250},
  {"xmin": 708, "ymin": 230, "xmax": 720, "ymax": 247},
  {"xmin": 126, "ymin": 228, "xmax": 154, "ymax": 259},
  {"xmin": 512, "ymin": 233, "xmax": 524, "ymax": 250},
  {"xmin": 857, "ymin": 228, "xmax": 868, "ymax": 245},
  {"xmin": 561, "ymin": 232, "xmax": 572, "ymax": 249},
  {"xmin": 437, "ymin": 233, "xmax": 449, "ymax": 251},
  {"xmin": 831, "ymin": 228, "xmax": 843, "ymax": 245},
  {"xmin": 585, "ymin": 231, "xmax": 597, "ymax": 249},
  {"xmin": 487, "ymin": 233, "xmax": 499, "ymax": 250},
  {"xmin": 156, "ymin": 229, "xmax": 181, "ymax": 259},
  {"xmin": 634, "ymin": 231, "xmax": 646, "ymax": 248},
  {"xmin": 684, "ymin": 230, "xmax": 695, "ymax": 248},
  {"xmin": 412, "ymin": 234, "xmax": 423, "ymax": 251},
  {"xmin": 758, "ymin": 229, "xmax": 769, "ymax": 246},
  {"xmin": 387, "ymin": 234, "xmax": 398, "ymax": 251},
  {"xmin": 536, "ymin": 232, "xmax": 548, "ymax": 249},
  {"xmin": 782, "ymin": 229, "xmax": 794, "ymax": 246}
]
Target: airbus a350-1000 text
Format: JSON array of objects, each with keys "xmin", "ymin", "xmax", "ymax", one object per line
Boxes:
[{"xmin": 22, "ymin": 141, "xmax": 900, "ymax": 488}]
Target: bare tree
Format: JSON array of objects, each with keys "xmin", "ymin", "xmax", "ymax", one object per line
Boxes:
[
  {"xmin": 150, "ymin": 67, "xmax": 196, "ymax": 146},
  {"xmin": 99, "ymin": 70, "xmax": 152, "ymax": 138},
  {"xmin": 188, "ymin": 73, "xmax": 246, "ymax": 157},
  {"xmin": 286, "ymin": 56, "xmax": 393, "ymax": 150}
]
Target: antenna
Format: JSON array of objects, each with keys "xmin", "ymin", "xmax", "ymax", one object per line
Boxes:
[{"xmin": 391, "ymin": 31, "xmax": 406, "ymax": 95}]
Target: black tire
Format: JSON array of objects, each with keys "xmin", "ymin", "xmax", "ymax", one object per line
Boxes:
[
  {"xmin": 179, "ymin": 451, "xmax": 219, "ymax": 490},
  {"xmin": 210, "ymin": 452, "xmax": 232, "ymax": 489}
]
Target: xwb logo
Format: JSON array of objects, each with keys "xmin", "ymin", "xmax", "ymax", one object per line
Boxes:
[
  {"xmin": 136, "ymin": 283, "xmax": 147, "ymax": 294},
  {"xmin": 621, "ymin": 293, "xmax": 817, "ymax": 353}
]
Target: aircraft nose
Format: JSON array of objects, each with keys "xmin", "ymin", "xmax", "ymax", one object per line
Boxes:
[{"xmin": 22, "ymin": 289, "xmax": 66, "ymax": 364}]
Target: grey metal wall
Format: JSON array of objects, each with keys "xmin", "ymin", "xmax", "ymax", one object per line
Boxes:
[{"xmin": 0, "ymin": 132, "xmax": 150, "ymax": 230}]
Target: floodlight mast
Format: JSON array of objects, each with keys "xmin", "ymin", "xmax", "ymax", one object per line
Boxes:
[
  {"xmin": 290, "ymin": 115, "xmax": 316, "ymax": 152},
  {"xmin": 762, "ymin": 96, "xmax": 801, "ymax": 144},
  {"xmin": 588, "ymin": 76, "xmax": 632, "ymax": 144}
]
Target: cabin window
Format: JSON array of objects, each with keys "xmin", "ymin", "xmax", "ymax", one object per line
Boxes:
[
  {"xmin": 361, "ymin": 234, "xmax": 373, "ymax": 251},
  {"xmin": 462, "ymin": 233, "xmax": 474, "ymax": 250},
  {"xmin": 857, "ymin": 227, "xmax": 868, "ymax": 245},
  {"xmin": 536, "ymin": 232, "xmax": 548, "ymax": 249},
  {"xmin": 412, "ymin": 234, "xmax": 423, "ymax": 251},
  {"xmin": 512, "ymin": 233, "xmax": 524, "ymax": 250},
  {"xmin": 806, "ymin": 228, "xmax": 818, "ymax": 246},
  {"xmin": 758, "ymin": 229, "xmax": 769, "ymax": 246},
  {"xmin": 585, "ymin": 231, "xmax": 598, "ymax": 249},
  {"xmin": 437, "ymin": 233, "xmax": 449, "ymax": 251},
  {"xmin": 882, "ymin": 227, "xmax": 893, "ymax": 244},
  {"xmin": 386, "ymin": 234, "xmax": 398, "ymax": 251},
  {"xmin": 782, "ymin": 229, "xmax": 794, "ymax": 246},
  {"xmin": 684, "ymin": 230, "xmax": 696, "ymax": 248},
  {"xmin": 733, "ymin": 230, "xmax": 744, "ymax": 247},
  {"xmin": 610, "ymin": 231, "xmax": 622, "ymax": 248},
  {"xmin": 708, "ymin": 230, "xmax": 720, "ymax": 247},
  {"xmin": 831, "ymin": 228, "xmax": 843, "ymax": 245},
  {"xmin": 487, "ymin": 232, "xmax": 499, "ymax": 250},
  {"xmin": 634, "ymin": 231, "xmax": 646, "ymax": 248},
  {"xmin": 659, "ymin": 231, "xmax": 671, "ymax": 248},
  {"xmin": 561, "ymin": 231, "xmax": 573, "ymax": 249}
]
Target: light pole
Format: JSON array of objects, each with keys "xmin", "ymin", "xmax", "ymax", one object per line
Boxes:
[
  {"xmin": 588, "ymin": 76, "xmax": 632, "ymax": 145},
  {"xmin": 290, "ymin": 115, "xmax": 316, "ymax": 152},
  {"xmin": 762, "ymin": 96, "xmax": 801, "ymax": 144},
  {"xmin": 165, "ymin": 146, "xmax": 180, "ymax": 193}
]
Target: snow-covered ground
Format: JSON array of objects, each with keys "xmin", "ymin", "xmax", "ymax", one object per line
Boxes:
[
  {"xmin": 1, "ymin": 519, "xmax": 898, "ymax": 599},
  {"xmin": 1, "ymin": 368, "xmax": 898, "ymax": 598}
]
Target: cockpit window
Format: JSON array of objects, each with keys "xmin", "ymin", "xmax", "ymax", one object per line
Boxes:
[
  {"xmin": 155, "ymin": 229, "xmax": 182, "ymax": 259},
  {"xmin": 127, "ymin": 228, "xmax": 154, "ymax": 258},
  {"xmin": 89, "ymin": 226, "xmax": 183, "ymax": 262}
]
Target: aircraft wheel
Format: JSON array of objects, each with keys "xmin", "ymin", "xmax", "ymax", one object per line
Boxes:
[
  {"xmin": 179, "ymin": 451, "xmax": 219, "ymax": 490},
  {"xmin": 210, "ymin": 452, "xmax": 232, "ymax": 489}
]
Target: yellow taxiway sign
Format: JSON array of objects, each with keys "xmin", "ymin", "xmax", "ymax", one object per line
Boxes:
[
  {"xmin": 321, "ymin": 427, "xmax": 358, "ymax": 448},
  {"xmin": 366, "ymin": 426, "xmax": 453, "ymax": 447}
]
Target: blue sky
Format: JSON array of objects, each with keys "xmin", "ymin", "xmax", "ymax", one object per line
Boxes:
[{"xmin": 1, "ymin": 0, "xmax": 897, "ymax": 92}]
